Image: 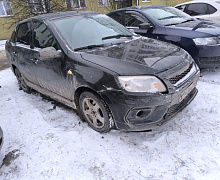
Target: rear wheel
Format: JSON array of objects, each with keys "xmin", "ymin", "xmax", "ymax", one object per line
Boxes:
[
  {"xmin": 79, "ymin": 92, "xmax": 113, "ymax": 133},
  {"xmin": 14, "ymin": 68, "xmax": 31, "ymax": 93}
]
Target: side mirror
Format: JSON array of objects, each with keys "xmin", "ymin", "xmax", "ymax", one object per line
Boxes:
[
  {"xmin": 139, "ymin": 22, "xmax": 153, "ymax": 30},
  {"xmin": 39, "ymin": 47, "xmax": 62, "ymax": 61}
]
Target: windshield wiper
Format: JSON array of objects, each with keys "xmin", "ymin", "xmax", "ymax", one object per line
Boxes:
[
  {"xmin": 192, "ymin": 21, "xmax": 205, "ymax": 31},
  {"xmin": 74, "ymin": 44, "xmax": 105, "ymax": 51},
  {"xmin": 158, "ymin": 16, "xmax": 180, "ymax": 20},
  {"xmin": 102, "ymin": 34, "xmax": 132, "ymax": 40},
  {"xmin": 165, "ymin": 23, "xmax": 179, "ymax": 26},
  {"xmin": 181, "ymin": 19, "xmax": 195, "ymax": 23},
  {"xmin": 165, "ymin": 19, "xmax": 195, "ymax": 26}
]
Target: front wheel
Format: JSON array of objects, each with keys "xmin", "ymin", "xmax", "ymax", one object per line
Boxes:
[
  {"xmin": 79, "ymin": 92, "xmax": 113, "ymax": 133},
  {"xmin": 14, "ymin": 68, "xmax": 31, "ymax": 93}
]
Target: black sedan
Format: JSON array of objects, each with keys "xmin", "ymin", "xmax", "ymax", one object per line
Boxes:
[
  {"xmin": 107, "ymin": 5, "xmax": 220, "ymax": 68},
  {"xmin": 5, "ymin": 11, "xmax": 200, "ymax": 132}
]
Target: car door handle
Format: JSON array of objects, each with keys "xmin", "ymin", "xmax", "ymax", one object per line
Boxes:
[
  {"xmin": 31, "ymin": 58, "xmax": 39, "ymax": 64},
  {"xmin": 13, "ymin": 51, "xmax": 17, "ymax": 57}
]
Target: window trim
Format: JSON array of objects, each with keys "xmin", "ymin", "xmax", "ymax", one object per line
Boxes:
[
  {"xmin": 27, "ymin": 0, "xmax": 50, "ymax": 14},
  {"xmin": 185, "ymin": 3, "xmax": 217, "ymax": 16},
  {"xmin": 32, "ymin": 20, "xmax": 60, "ymax": 50},
  {"xmin": 124, "ymin": 11, "xmax": 152, "ymax": 29},
  {"xmin": 98, "ymin": 0, "xmax": 109, "ymax": 7},
  {"xmin": 0, "ymin": 0, "xmax": 13, "ymax": 17},
  {"xmin": 67, "ymin": 0, "xmax": 87, "ymax": 9},
  {"xmin": 15, "ymin": 21, "xmax": 32, "ymax": 47}
]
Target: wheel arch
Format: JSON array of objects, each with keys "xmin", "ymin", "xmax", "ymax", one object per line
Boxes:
[
  {"xmin": 11, "ymin": 64, "xmax": 17, "ymax": 74},
  {"xmin": 74, "ymin": 86, "xmax": 116, "ymax": 129}
]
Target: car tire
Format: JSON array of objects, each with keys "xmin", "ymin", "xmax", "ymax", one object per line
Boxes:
[
  {"xmin": 14, "ymin": 68, "xmax": 31, "ymax": 93},
  {"xmin": 79, "ymin": 91, "xmax": 113, "ymax": 133}
]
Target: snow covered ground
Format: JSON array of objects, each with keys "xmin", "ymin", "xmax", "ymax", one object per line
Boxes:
[
  {"xmin": 0, "ymin": 41, "xmax": 220, "ymax": 179},
  {"xmin": 0, "ymin": 40, "xmax": 6, "ymax": 51}
]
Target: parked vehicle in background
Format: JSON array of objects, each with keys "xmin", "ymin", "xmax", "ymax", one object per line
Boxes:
[
  {"xmin": 5, "ymin": 11, "xmax": 200, "ymax": 133},
  {"xmin": 175, "ymin": 0, "xmax": 220, "ymax": 22},
  {"xmin": 107, "ymin": 5, "xmax": 220, "ymax": 68}
]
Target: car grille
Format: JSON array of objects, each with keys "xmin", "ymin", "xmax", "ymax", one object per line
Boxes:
[
  {"xmin": 199, "ymin": 57, "xmax": 220, "ymax": 64},
  {"xmin": 164, "ymin": 87, "xmax": 197, "ymax": 119},
  {"xmin": 169, "ymin": 63, "xmax": 193, "ymax": 84}
]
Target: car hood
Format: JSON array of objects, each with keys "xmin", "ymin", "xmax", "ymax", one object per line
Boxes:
[
  {"xmin": 80, "ymin": 37, "xmax": 191, "ymax": 75},
  {"xmin": 169, "ymin": 19, "xmax": 220, "ymax": 37}
]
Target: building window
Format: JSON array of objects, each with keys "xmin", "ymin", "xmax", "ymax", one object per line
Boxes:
[
  {"xmin": 27, "ymin": 0, "xmax": 50, "ymax": 14},
  {"xmin": 66, "ymin": 0, "xmax": 86, "ymax": 9},
  {"xmin": 0, "ymin": 0, "xmax": 13, "ymax": 17},
  {"xmin": 99, "ymin": 0, "xmax": 109, "ymax": 7},
  {"xmin": 142, "ymin": 0, "xmax": 150, "ymax": 2}
]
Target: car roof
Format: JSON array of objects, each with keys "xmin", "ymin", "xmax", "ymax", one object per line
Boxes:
[
  {"xmin": 112, "ymin": 5, "xmax": 168, "ymax": 11},
  {"xmin": 175, "ymin": 0, "xmax": 220, "ymax": 8},
  {"xmin": 19, "ymin": 11, "xmax": 100, "ymax": 23}
]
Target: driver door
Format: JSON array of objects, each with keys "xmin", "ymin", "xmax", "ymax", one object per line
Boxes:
[{"xmin": 30, "ymin": 20, "xmax": 73, "ymax": 100}]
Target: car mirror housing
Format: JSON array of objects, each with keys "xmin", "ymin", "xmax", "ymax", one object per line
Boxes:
[
  {"xmin": 39, "ymin": 47, "xmax": 62, "ymax": 61},
  {"xmin": 139, "ymin": 23, "xmax": 152, "ymax": 30}
]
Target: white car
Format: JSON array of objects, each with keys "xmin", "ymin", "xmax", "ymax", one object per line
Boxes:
[{"xmin": 175, "ymin": 0, "xmax": 220, "ymax": 22}]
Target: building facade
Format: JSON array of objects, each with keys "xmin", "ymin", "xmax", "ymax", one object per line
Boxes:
[{"xmin": 0, "ymin": 0, "xmax": 190, "ymax": 40}]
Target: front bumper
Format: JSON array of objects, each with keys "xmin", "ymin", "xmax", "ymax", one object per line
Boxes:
[
  {"xmin": 194, "ymin": 44, "xmax": 220, "ymax": 68},
  {"xmin": 100, "ymin": 69, "xmax": 200, "ymax": 131},
  {"xmin": 0, "ymin": 127, "xmax": 3, "ymax": 150}
]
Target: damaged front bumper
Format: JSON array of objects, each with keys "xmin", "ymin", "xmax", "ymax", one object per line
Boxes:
[{"xmin": 100, "ymin": 70, "xmax": 200, "ymax": 131}]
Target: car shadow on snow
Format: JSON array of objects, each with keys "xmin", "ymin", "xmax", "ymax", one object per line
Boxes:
[{"xmin": 24, "ymin": 89, "xmax": 86, "ymax": 132}]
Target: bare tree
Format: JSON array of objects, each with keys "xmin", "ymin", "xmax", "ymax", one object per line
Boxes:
[
  {"xmin": 2, "ymin": 0, "xmax": 68, "ymax": 29},
  {"xmin": 1, "ymin": 0, "xmax": 129, "ymax": 30}
]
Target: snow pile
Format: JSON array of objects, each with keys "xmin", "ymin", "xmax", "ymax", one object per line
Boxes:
[
  {"xmin": 0, "ymin": 40, "xmax": 6, "ymax": 51},
  {"xmin": 0, "ymin": 68, "xmax": 220, "ymax": 179}
]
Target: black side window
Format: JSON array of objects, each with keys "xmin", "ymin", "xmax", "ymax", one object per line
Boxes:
[
  {"xmin": 108, "ymin": 11, "xmax": 123, "ymax": 24},
  {"xmin": 10, "ymin": 30, "xmax": 16, "ymax": 43},
  {"xmin": 125, "ymin": 13, "xmax": 146, "ymax": 27},
  {"xmin": 175, "ymin": 5, "xmax": 186, "ymax": 12},
  {"xmin": 207, "ymin": 4, "xmax": 217, "ymax": 14},
  {"xmin": 186, "ymin": 3, "xmax": 208, "ymax": 16},
  {"xmin": 33, "ymin": 21, "xmax": 59, "ymax": 50},
  {"xmin": 16, "ymin": 22, "xmax": 32, "ymax": 45}
]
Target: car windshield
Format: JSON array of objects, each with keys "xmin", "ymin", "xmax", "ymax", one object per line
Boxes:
[
  {"xmin": 52, "ymin": 14, "xmax": 133, "ymax": 50},
  {"xmin": 142, "ymin": 6, "xmax": 194, "ymax": 26}
]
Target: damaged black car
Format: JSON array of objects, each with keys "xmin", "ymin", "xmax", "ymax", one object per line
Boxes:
[{"xmin": 5, "ymin": 11, "xmax": 200, "ymax": 132}]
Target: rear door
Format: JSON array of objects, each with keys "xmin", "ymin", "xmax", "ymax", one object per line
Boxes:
[{"xmin": 14, "ymin": 21, "xmax": 39, "ymax": 85}]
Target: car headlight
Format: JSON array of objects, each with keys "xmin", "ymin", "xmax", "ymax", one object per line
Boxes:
[
  {"xmin": 118, "ymin": 76, "xmax": 167, "ymax": 93},
  {"xmin": 193, "ymin": 37, "xmax": 220, "ymax": 46}
]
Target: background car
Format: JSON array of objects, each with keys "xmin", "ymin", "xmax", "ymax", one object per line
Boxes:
[
  {"xmin": 175, "ymin": 0, "xmax": 220, "ymax": 22},
  {"xmin": 5, "ymin": 11, "xmax": 199, "ymax": 133},
  {"xmin": 107, "ymin": 5, "xmax": 220, "ymax": 68}
]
